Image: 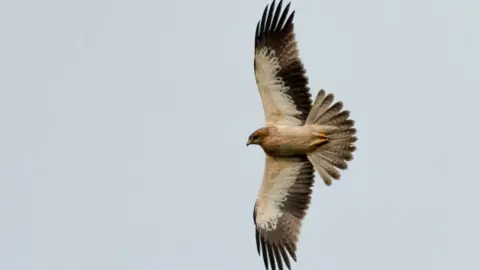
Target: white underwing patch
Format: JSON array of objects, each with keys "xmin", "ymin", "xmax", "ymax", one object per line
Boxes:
[
  {"xmin": 255, "ymin": 47, "xmax": 302, "ymax": 126},
  {"xmin": 256, "ymin": 162, "xmax": 303, "ymax": 231}
]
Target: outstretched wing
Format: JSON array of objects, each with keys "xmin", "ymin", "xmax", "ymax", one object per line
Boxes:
[
  {"xmin": 254, "ymin": 0, "xmax": 312, "ymax": 126},
  {"xmin": 254, "ymin": 155, "xmax": 315, "ymax": 270}
]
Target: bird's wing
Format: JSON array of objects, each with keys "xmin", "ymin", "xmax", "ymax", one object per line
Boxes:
[
  {"xmin": 254, "ymin": 0, "xmax": 312, "ymax": 126},
  {"xmin": 254, "ymin": 155, "xmax": 315, "ymax": 270}
]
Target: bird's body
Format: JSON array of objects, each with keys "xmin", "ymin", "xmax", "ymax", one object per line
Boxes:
[
  {"xmin": 250, "ymin": 125, "xmax": 328, "ymax": 156},
  {"xmin": 247, "ymin": 1, "xmax": 358, "ymax": 270}
]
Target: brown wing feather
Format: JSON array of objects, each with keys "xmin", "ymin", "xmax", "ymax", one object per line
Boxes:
[
  {"xmin": 254, "ymin": 0, "xmax": 312, "ymax": 126},
  {"xmin": 254, "ymin": 155, "xmax": 315, "ymax": 270}
]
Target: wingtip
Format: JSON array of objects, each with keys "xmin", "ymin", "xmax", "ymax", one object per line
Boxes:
[{"xmin": 256, "ymin": 0, "xmax": 295, "ymax": 42}]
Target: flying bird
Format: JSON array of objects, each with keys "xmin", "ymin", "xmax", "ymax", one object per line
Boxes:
[{"xmin": 248, "ymin": 1, "xmax": 357, "ymax": 270}]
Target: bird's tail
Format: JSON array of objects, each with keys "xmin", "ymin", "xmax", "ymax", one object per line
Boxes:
[{"xmin": 305, "ymin": 89, "xmax": 357, "ymax": 186}]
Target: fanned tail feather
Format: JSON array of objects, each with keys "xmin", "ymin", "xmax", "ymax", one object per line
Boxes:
[{"xmin": 305, "ymin": 89, "xmax": 357, "ymax": 186}]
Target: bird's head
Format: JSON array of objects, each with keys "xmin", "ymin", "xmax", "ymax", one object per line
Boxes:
[{"xmin": 246, "ymin": 127, "xmax": 269, "ymax": 146}]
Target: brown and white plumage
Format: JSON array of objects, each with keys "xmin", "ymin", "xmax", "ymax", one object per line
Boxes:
[
  {"xmin": 254, "ymin": 0, "xmax": 311, "ymax": 126},
  {"xmin": 254, "ymin": 156, "xmax": 314, "ymax": 270},
  {"xmin": 248, "ymin": 1, "xmax": 357, "ymax": 270}
]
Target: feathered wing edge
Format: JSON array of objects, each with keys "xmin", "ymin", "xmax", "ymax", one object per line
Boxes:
[
  {"xmin": 254, "ymin": 156, "xmax": 314, "ymax": 270},
  {"xmin": 254, "ymin": 0, "xmax": 312, "ymax": 126}
]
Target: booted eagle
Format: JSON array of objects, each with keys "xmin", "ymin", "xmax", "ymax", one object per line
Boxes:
[{"xmin": 247, "ymin": 1, "xmax": 357, "ymax": 270}]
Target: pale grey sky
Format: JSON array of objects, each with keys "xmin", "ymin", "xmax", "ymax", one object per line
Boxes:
[{"xmin": 1, "ymin": 0, "xmax": 479, "ymax": 269}]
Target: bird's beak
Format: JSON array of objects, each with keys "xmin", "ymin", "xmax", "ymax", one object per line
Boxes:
[{"xmin": 246, "ymin": 139, "xmax": 252, "ymax": 146}]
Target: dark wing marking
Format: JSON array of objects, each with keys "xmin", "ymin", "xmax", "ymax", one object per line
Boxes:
[
  {"xmin": 254, "ymin": 156, "xmax": 315, "ymax": 270},
  {"xmin": 254, "ymin": 0, "xmax": 312, "ymax": 126}
]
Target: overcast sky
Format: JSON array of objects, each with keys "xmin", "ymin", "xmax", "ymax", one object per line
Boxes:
[{"xmin": 1, "ymin": 0, "xmax": 479, "ymax": 269}]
